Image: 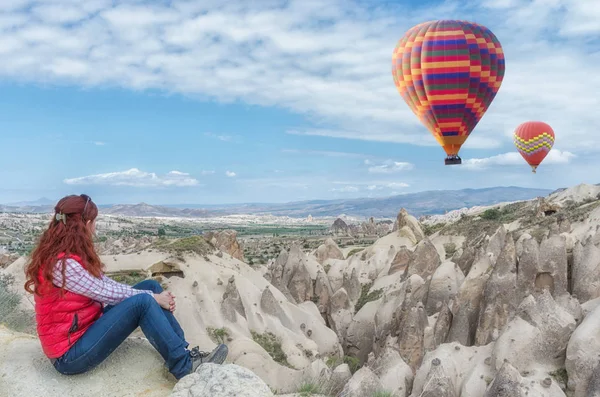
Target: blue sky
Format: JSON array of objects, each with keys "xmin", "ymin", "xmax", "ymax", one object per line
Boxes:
[{"xmin": 0, "ymin": 0, "xmax": 598, "ymax": 205}]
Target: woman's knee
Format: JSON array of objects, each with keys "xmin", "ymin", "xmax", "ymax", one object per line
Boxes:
[
  {"xmin": 132, "ymin": 292, "xmax": 157, "ymax": 310},
  {"xmin": 133, "ymin": 279, "xmax": 162, "ymax": 293}
]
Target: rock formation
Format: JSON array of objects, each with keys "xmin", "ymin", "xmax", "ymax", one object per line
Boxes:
[
  {"xmin": 171, "ymin": 364, "xmax": 273, "ymax": 397},
  {"xmin": 314, "ymin": 238, "xmax": 344, "ymax": 265},
  {"xmin": 204, "ymin": 230, "xmax": 245, "ymax": 261},
  {"xmin": 331, "ymin": 218, "xmax": 352, "ymax": 237}
]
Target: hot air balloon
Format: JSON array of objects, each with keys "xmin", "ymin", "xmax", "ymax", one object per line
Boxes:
[
  {"xmin": 513, "ymin": 121, "xmax": 555, "ymax": 173},
  {"xmin": 392, "ymin": 20, "xmax": 506, "ymax": 165}
]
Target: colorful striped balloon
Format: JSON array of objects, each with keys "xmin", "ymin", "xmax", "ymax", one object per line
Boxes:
[
  {"xmin": 392, "ymin": 20, "xmax": 506, "ymax": 162},
  {"xmin": 513, "ymin": 121, "xmax": 555, "ymax": 173}
]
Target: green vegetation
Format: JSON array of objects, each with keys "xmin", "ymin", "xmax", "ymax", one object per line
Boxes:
[
  {"xmin": 440, "ymin": 202, "xmax": 531, "ymax": 245},
  {"xmin": 422, "ymin": 222, "xmax": 446, "ymax": 236},
  {"xmin": 549, "ymin": 368, "xmax": 568, "ymax": 386},
  {"xmin": 372, "ymin": 392, "xmax": 393, "ymax": 397},
  {"xmin": 344, "ymin": 356, "xmax": 361, "ymax": 374},
  {"xmin": 153, "ymin": 235, "xmax": 214, "ymax": 256},
  {"xmin": 346, "ymin": 248, "xmax": 364, "ymax": 259},
  {"xmin": 0, "ymin": 274, "xmax": 35, "ymax": 333},
  {"xmin": 443, "ymin": 242, "xmax": 457, "ymax": 259},
  {"xmin": 530, "ymin": 227, "xmax": 548, "ymax": 244},
  {"xmin": 227, "ymin": 225, "xmax": 328, "ymax": 237},
  {"xmin": 298, "ymin": 382, "xmax": 322, "ymax": 396},
  {"xmin": 326, "ymin": 355, "xmax": 361, "ymax": 374},
  {"xmin": 206, "ymin": 327, "xmax": 230, "ymax": 344},
  {"xmin": 481, "ymin": 208, "xmax": 502, "ymax": 220},
  {"xmin": 355, "ymin": 283, "xmax": 383, "ymax": 314},
  {"xmin": 251, "ymin": 331, "xmax": 292, "ymax": 368},
  {"xmin": 109, "ymin": 271, "xmax": 147, "ymax": 286},
  {"xmin": 157, "ymin": 228, "xmax": 166, "ymax": 236}
]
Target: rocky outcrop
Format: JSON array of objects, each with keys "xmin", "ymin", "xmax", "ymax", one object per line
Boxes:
[
  {"xmin": 536, "ymin": 196, "xmax": 561, "ymax": 217},
  {"xmin": 221, "ymin": 276, "xmax": 247, "ymax": 322},
  {"xmin": 516, "ymin": 234, "xmax": 569, "ymax": 300},
  {"xmin": 572, "ymin": 240, "xmax": 600, "ymax": 303},
  {"xmin": 419, "ymin": 358, "xmax": 457, "ymax": 397},
  {"xmin": 475, "ymin": 234, "xmax": 519, "ymax": 345},
  {"xmin": 566, "ymin": 304, "xmax": 600, "ymax": 396},
  {"xmin": 314, "ymin": 238, "xmax": 344, "ymax": 265},
  {"xmin": 340, "ymin": 366, "xmax": 383, "ymax": 397},
  {"xmin": 314, "ymin": 270, "xmax": 333, "ymax": 317},
  {"xmin": 328, "ymin": 288, "xmax": 354, "ymax": 342},
  {"xmin": 331, "ymin": 218, "xmax": 352, "ymax": 237},
  {"xmin": 454, "ymin": 245, "xmax": 476, "ymax": 276},
  {"xmin": 285, "ymin": 245, "xmax": 314, "ymax": 303},
  {"xmin": 368, "ymin": 347, "xmax": 413, "ymax": 397},
  {"xmin": 0, "ymin": 253, "xmax": 18, "ymax": 269},
  {"xmin": 492, "ymin": 290, "xmax": 576, "ymax": 374},
  {"xmin": 345, "ymin": 300, "xmax": 379, "ymax": 364},
  {"xmin": 373, "ymin": 275, "xmax": 426, "ymax": 354},
  {"xmin": 411, "ymin": 342, "xmax": 493, "ymax": 397},
  {"xmin": 171, "ymin": 364, "xmax": 273, "ymax": 397},
  {"xmin": 268, "ymin": 245, "xmax": 313, "ymax": 304},
  {"xmin": 204, "ymin": 230, "xmax": 245, "ymax": 261},
  {"xmin": 0, "ymin": 326, "xmax": 175, "ymax": 397},
  {"xmin": 361, "ymin": 217, "xmax": 377, "ymax": 236},
  {"xmin": 538, "ymin": 235, "xmax": 569, "ymax": 296},
  {"xmin": 425, "ymin": 261, "xmax": 464, "ymax": 315},
  {"xmin": 447, "ymin": 250, "xmax": 491, "ymax": 346},
  {"xmin": 483, "ymin": 362, "xmax": 524, "ymax": 397},
  {"xmin": 432, "ymin": 302, "xmax": 453, "ymax": 349},
  {"xmin": 485, "ymin": 226, "xmax": 507, "ymax": 266},
  {"xmin": 329, "ymin": 364, "xmax": 353, "ymax": 396},
  {"xmin": 404, "ymin": 238, "xmax": 441, "ymax": 281},
  {"xmin": 389, "ymin": 247, "xmax": 413, "ymax": 275},
  {"xmin": 394, "ymin": 208, "xmax": 425, "ymax": 243},
  {"xmin": 396, "ymin": 301, "xmax": 428, "ymax": 371}
]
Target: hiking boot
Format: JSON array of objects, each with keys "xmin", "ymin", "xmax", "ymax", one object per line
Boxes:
[{"xmin": 189, "ymin": 344, "xmax": 229, "ymax": 373}]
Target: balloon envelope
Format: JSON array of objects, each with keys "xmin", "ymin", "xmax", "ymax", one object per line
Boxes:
[
  {"xmin": 513, "ymin": 121, "xmax": 555, "ymax": 172},
  {"xmin": 392, "ymin": 20, "xmax": 505, "ymax": 157}
]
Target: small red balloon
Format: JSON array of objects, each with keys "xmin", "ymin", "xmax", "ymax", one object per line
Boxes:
[{"xmin": 513, "ymin": 121, "xmax": 555, "ymax": 173}]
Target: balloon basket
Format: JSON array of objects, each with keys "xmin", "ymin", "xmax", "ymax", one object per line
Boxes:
[{"xmin": 445, "ymin": 156, "xmax": 462, "ymax": 165}]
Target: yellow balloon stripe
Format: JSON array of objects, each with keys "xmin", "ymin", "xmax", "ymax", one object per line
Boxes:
[
  {"xmin": 513, "ymin": 132, "xmax": 555, "ymax": 145},
  {"xmin": 514, "ymin": 141, "xmax": 553, "ymax": 153}
]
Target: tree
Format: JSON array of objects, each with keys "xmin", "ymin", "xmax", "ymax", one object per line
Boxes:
[{"xmin": 157, "ymin": 228, "xmax": 166, "ymax": 237}]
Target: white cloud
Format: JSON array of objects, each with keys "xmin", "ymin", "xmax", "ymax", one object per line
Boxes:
[
  {"xmin": 386, "ymin": 182, "xmax": 410, "ymax": 189},
  {"xmin": 333, "ymin": 181, "xmax": 410, "ymax": 191},
  {"xmin": 92, "ymin": 141, "xmax": 106, "ymax": 146},
  {"xmin": 368, "ymin": 160, "xmax": 414, "ymax": 174},
  {"xmin": 330, "ymin": 186, "xmax": 359, "ymax": 193},
  {"xmin": 463, "ymin": 149, "xmax": 576, "ymax": 171},
  {"xmin": 201, "ymin": 170, "xmax": 215, "ymax": 175},
  {"xmin": 225, "ymin": 171, "xmax": 236, "ymax": 177},
  {"xmin": 0, "ymin": 0, "xmax": 597, "ymax": 155},
  {"xmin": 365, "ymin": 182, "xmax": 410, "ymax": 191},
  {"xmin": 63, "ymin": 168, "xmax": 200, "ymax": 187}
]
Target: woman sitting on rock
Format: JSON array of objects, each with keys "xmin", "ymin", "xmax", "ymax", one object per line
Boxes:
[{"xmin": 24, "ymin": 194, "xmax": 228, "ymax": 379}]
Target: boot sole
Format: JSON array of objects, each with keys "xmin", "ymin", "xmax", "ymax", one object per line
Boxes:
[{"xmin": 207, "ymin": 344, "xmax": 228, "ymax": 365}]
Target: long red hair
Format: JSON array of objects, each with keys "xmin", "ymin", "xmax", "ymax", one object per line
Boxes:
[{"xmin": 25, "ymin": 194, "xmax": 103, "ymax": 295}]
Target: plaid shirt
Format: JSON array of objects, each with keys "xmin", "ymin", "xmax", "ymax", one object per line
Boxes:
[{"xmin": 52, "ymin": 258, "xmax": 153, "ymax": 306}]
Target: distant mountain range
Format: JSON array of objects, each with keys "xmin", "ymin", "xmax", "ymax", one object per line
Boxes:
[{"xmin": 0, "ymin": 186, "xmax": 553, "ymax": 218}]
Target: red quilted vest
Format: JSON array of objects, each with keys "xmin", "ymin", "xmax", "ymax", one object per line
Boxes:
[{"xmin": 35, "ymin": 253, "xmax": 103, "ymax": 358}]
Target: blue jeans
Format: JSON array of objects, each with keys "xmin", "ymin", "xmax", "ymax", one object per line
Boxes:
[{"xmin": 53, "ymin": 280, "xmax": 192, "ymax": 379}]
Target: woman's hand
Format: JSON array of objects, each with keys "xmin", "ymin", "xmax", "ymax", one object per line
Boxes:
[
  {"xmin": 168, "ymin": 291, "xmax": 176, "ymax": 312},
  {"xmin": 154, "ymin": 291, "xmax": 176, "ymax": 312}
]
